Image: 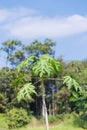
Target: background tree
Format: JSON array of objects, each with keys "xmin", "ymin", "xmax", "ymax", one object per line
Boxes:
[
  {"xmin": 23, "ymin": 39, "xmax": 56, "ymax": 58},
  {"xmin": 1, "ymin": 40, "xmax": 24, "ymax": 68}
]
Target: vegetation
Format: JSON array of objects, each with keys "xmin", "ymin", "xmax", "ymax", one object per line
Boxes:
[
  {"xmin": 7, "ymin": 108, "xmax": 30, "ymax": 129},
  {"xmin": 0, "ymin": 113, "xmax": 85, "ymax": 130},
  {"xmin": 0, "ymin": 39, "xmax": 87, "ymax": 129}
]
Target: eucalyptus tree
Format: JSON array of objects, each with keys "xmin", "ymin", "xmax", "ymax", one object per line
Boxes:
[
  {"xmin": 23, "ymin": 39, "xmax": 56, "ymax": 58},
  {"xmin": 17, "ymin": 54, "xmax": 61, "ymax": 130},
  {"xmin": 12, "ymin": 50, "xmax": 25, "ymax": 67},
  {"xmin": 1, "ymin": 40, "xmax": 24, "ymax": 68}
]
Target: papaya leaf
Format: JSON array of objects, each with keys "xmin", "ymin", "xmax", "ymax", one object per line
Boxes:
[
  {"xmin": 16, "ymin": 56, "xmax": 35, "ymax": 71},
  {"xmin": 63, "ymin": 76, "xmax": 82, "ymax": 92},
  {"xmin": 17, "ymin": 83, "xmax": 36, "ymax": 102}
]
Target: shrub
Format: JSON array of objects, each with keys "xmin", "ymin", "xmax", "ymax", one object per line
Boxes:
[
  {"xmin": 79, "ymin": 112, "xmax": 87, "ymax": 129},
  {"xmin": 7, "ymin": 108, "xmax": 30, "ymax": 129},
  {"xmin": 0, "ymin": 93, "xmax": 7, "ymax": 113},
  {"xmin": 48, "ymin": 113, "xmax": 66, "ymax": 124},
  {"xmin": 48, "ymin": 115, "xmax": 58, "ymax": 123}
]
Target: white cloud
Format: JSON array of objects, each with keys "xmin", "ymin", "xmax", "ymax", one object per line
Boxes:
[
  {"xmin": 0, "ymin": 7, "xmax": 87, "ymax": 39},
  {"xmin": 0, "ymin": 7, "xmax": 37, "ymax": 22},
  {"xmin": 0, "ymin": 9, "xmax": 9, "ymax": 22}
]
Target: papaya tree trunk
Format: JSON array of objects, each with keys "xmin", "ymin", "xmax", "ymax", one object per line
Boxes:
[{"xmin": 41, "ymin": 80, "xmax": 49, "ymax": 130}]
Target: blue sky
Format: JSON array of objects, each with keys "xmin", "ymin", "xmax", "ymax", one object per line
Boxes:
[{"xmin": 0, "ymin": 0, "xmax": 87, "ymax": 68}]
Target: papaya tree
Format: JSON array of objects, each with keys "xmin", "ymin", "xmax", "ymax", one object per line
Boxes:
[{"xmin": 17, "ymin": 54, "xmax": 61, "ymax": 130}]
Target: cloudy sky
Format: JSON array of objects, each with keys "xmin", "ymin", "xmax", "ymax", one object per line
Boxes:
[{"xmin": 0, "ymin": 0, "xmax": 87, "ymax": 67}]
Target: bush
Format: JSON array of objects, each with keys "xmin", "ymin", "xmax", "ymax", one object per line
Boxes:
[
  {"xmin": 48, "ymin": 115, "xmax": 59, "ymax": 123},
  {"xmin": 48, "ymin": 113, "xmax": 66, "ymax": 124},
  {"xmin": 0, "ymin": 93, "xmax": 7, "ymax": 113},
  {"xmin": 79, "ymin": 112, "xmax": 87, "ymax": 129},
  {"xmin": 7, "ymin": 108, "xmax": 30, "ymax": 129}
]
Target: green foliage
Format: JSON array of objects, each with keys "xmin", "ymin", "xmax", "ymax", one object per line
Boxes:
[
  {"xmin": 50, "ymin": 57, "xmax": 62, "ymax": 75},
  {"xmin": 48, "ymin": 115, "xmax": 58, "ymax": 123},
  {"xmin": 56, "ymin": 87, "xmax": 71, "ymax": 114},
  {"xmin": 62, "ymin": 76, "xmax": 85, "ymax": 113},
  {"xmin": 17, "ymin": 55, "xmax": 35, "ymax": 71},
  {"xmin": 79, "ymin": 112, "xmax": 87, "ymax": 129},
  {"xmin": 72, "ymin": 94, "xmax": 87, "ymax": 113},
  {"xmin": 7, "ymin": 108, "xmax": 30, "ymax": 129},
  {"xmin": 0, "ymin": 68, "xmax": 18, "ymax": 111},
  {"xmin": 32, "ymin": 55, "xmax": 53, "ymax": 78},
  {"xmin": 0, "ymin": 113, "xmax": 86, "ymax": 130},
  {"xmin": 0, "ymin": 114, "xmax": 7, "ymax": 129},
  {"xmin": 63, "ymin": 76, "xmax": 83, "ymax": 101},
  {"xmin": 10, "ymin": 50, "xmax": 25, "ymax": 66},
  {"xmin": 63, "ymin": 76, "xmax": 82, "ymax": 92},
  {"xmin": 17, "ymin": 83, "xmax": 36, "ymax": 102},
  {"xmin": 64, "ymin": 60, "xmax": 87, "ymax": 85},
  {"xmin": 2, "ymin": 40, "xmax": 21, "ymax": 53},
  {"xmin": 23, "ymin": 39, "xmax": 56, "ymax": 57},
  {"xmin": 1, "ymin": 40, "xmax": 23, "ymax": 67},
  {"xmin": 0, "ymin": 93, "xmax": 7, "ymax": 112},
  {"xmin": 32, "ymin": 54, "xmax": 61, "ymax": 78},
  {"xmin": 0, "ymin": 39, "xmax": 87, "ymax": 127}
]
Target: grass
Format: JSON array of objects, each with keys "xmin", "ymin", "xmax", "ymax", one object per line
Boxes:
[
  {"xmin": 0, "ymin": 114, "xmax": 7, "ymax": 129},
  {"xmin": 0, "ymin": 113, "xmax": 85, "ymax": 130}
]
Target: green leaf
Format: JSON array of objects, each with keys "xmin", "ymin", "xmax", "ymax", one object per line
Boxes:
[
  {"xmin": 63, "ymin": 76, "xmax": 82, "ymax": 92},
  {"xmin": 72, "ymin": 91, "xmax": 78, "ymax": 98},
  {"xmin": 32, "ymin": 54, "xmax": 61, "ymax": 78},
  {"xmin": 32, "ymin": 55, "xmax": 53, "ymax": 78},
  {"xmin": 17, "ymin": 83, "xmax": 36, "ymax": 102},
  {"xmin": 16, "ymin": 56, "xmax": 35, "ymax": 71}
]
